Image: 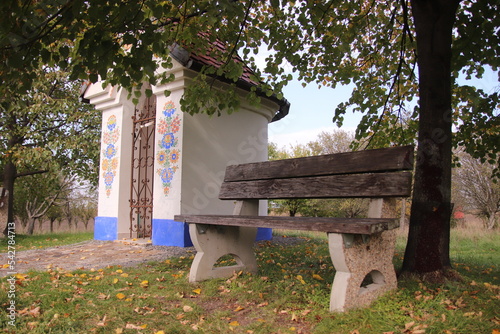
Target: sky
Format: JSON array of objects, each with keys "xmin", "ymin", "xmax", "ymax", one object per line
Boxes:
[
  {"xmin": 268, "ymin": 69, "xmax": 499, "ymax": 150},
  {"xmin": 268, "ymin": 80, "xmax": 358, "ymax": 149}
]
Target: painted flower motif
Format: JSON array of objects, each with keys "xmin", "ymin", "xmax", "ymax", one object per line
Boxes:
[
  {"xmin": 169, "ymin": 149, "xmax": 180, "ymax": 164},
  {"xmin": 104, "ymin": 144, "xmax": 117, "ymax": 159},
  {"xmin": 160, "ymin": 133, "xmax": 175, "ymax": 149},
  {"xmin": 157, "ymin": 119, "xmax": 168, "ymax": 135},
  {"xmin": 104, "ymin": 171, "xmax": 115, "ymax": 186},
  {"xmin": 157, "ymin": 100, "xmax": 180, "ymax": 197},
  {"xmin": 102, "ymin": 115, "xmax": 120, "ymax": 197},
  {"xmin": 157, "ymin": 150, "xmax": 168, "ymax": 165},
  {"xmin": 159, "ymin": 168, "xmax": 175, "ymax": 184},
  {"xmin": 162, "ymin": 102, "xmax": 176, "ymax": 117},
  {"xmin": 107, "ymin": 115, "xmax": 117, "ymax": 131},
  {"xmin": 101, "ymin": 159, "xmax": 109, "ymax": 171},
  {"xmin": 171, "ymin": 116, "xmax": 181, "ymax": 133},
  {"xmin": 110, "ymin": 158, "xmax": 118, "ymax": 170}
]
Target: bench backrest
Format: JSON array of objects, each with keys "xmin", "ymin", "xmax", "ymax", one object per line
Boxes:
[{"xmin": 219, "ymin": 145, "xmax": 414, "ymax": 200}]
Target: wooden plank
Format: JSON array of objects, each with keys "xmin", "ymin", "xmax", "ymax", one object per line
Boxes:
[
  {"xmin": 219, "ymin": 171, "xmax": 412, "ymax": 200},
  {"xmin": 224, "ymin": 145, "xmax": 414, "ymax": 182},
  {"xmin": 174, "ymin": 215, "xmax": 400, "ymax": 234}
]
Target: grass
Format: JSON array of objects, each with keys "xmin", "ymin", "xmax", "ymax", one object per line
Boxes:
[
  {"xmin": 1, "ymin": 229, "xmax": 499, "ymax": 333},
  {"xmin": 0, "ymin": 232, "xmax": 93, "ymax": 253}
]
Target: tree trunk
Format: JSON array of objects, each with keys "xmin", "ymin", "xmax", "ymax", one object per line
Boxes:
[
  {"xmin": 2, "ymin": 161, "xmax": 16, "ymax": 236},
  {"xmin": 27, "ymin": 218, "xmax": 36, "ymax": 235},
  {"xmin": 401, "ymin": 0, "xmax": 461, "ymax": 281}
]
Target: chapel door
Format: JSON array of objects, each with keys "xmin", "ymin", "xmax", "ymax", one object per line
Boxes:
[{"xmin": 129, "ymin": 95, "xmax": 156, "ymax": 238}]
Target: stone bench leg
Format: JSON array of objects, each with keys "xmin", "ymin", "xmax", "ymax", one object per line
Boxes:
[
  {"xmin": 328, "ymin": 230, "xmax": 398, "ymax": 311},
  {"xmin": 188, "ymin": 200, "xmax": 259, "ymax": 283},
  {"xmin": 328, "ymin": 198, "xmax": 398, "ymax": 312}
]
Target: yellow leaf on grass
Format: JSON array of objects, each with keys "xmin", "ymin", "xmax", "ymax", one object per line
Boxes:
[
  {"xmin": 296, "ymin": 275, "xmax": 306, "ymax": 284},
  {"xmin": 2, "ymin": 264, "xmax": 10, "ymax": 268},
  {"xmin": 229, "ymin": 321, "xmax": 240, "ymax": 327},
  {"xmin": 234, "ymin": 306, "xmax": 245, "ymax": 312},
  {"xmin": 14, "ymin": 273, "xmax": 28, "ymax": 280},
  {"xmin": 192, "ymin": 288, "xmax": 202, "ymax": 295},
  {"xmin": 112, "ymin": 278, "xmax": 119, "ymax": 284},
  {"xmin": 120, "ymin": 273, "xmax": 129, "ymax": 277},
  {"xmin": 125, "ymin": 324, "xmax": 147, "ymax": 329},
  {"xmin": 155, "ymin": 331, "xmax": 166, "ymax": 334},
  {"xmin": 140, "ymin": 280, "xmax": 149, "ymax": 287},
  {"xmin": 312, "ymin": 274, "xmax": 324, "ymax": 281},
  {"xmin": 116, "ymin": 293, "xmax": 126, "ymax": 300}
]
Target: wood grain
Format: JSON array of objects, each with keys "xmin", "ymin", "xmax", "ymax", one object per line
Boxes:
[{"xmin": 174, "ymin": 215, "xmax": 400, "ymax": 234}]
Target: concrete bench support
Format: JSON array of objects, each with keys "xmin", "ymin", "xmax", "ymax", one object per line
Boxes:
[{"xmin": 188, "ymin": 200, "xmax": 259, "ymax": 282}]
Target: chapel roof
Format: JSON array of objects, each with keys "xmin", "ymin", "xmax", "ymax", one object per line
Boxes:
[
  {"xmin": 80, "ymin": 40, "xmax": 290, "ymax": 122},
  {"xmin": 169, "ymin": 40, "xmax": 289, "ymax": 122}
]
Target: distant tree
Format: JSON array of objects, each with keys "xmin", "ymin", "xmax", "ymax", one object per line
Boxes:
[
  {"xmin": 0, "ymin": 67, "xmax": 100, "ymax": 234},
  {"xmin": 45, "ymin": 204, "xmax": 63, "ymax": 233},
  {"xmin": 269, "ymin": 130, "xmax": 369, "ymax": 218},
  {"xmin": 453, "ymin": 151, "xmax": 499, "ymax": 229},
  {"xmin": 307, "ymin": 130, "xmax": 355, "ymax": 155},
  {"xmin": 16, "ymin": 169, "xmax": 75, "ymax": 235}
]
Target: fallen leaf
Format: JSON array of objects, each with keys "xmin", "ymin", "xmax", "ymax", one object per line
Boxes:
[
  {"xmin": 312, "ymin": 274, "xmax": 324, "ymax": 281},
  {"xmin": 229, "ymin": 321, "xmax": 240, "ymax": 327},
  {"xmin": 140, "ymin": 280, "xmax": 149, "ymax": 288},
  {"xmin": 125, "ymin": 323, "xmax": 147, "ymax": 329},
  {"xmin": 27, "ymin": 322, "xmax": 39, "ymax": 330},
  {"xmin": 116, "ymin": 293, "xmax": 126, "ymax": 300},
  {"xmin": 234, "ymin": 306, "xmax": 245, "ymax": 312},
  {"xmin": 97, "ymin": 315, "xmax": 107, "ymax": 326},
  {"xmin": 183, "ymin": 305, "xmax": 193, "ymax": 312},
  {"xmin": 405, "ymin": 321, "xmax": 415, "ymax": 331},
  {"xmin": 192, "ymin": 288, "xmax": 202, "ymax": 295}
]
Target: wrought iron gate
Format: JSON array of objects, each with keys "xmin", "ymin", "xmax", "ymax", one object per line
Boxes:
[{"xmin": 129, "ymin": 95, "xmax": 156, "ymax": 238}]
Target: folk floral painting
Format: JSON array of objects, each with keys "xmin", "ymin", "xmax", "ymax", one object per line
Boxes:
[
  {"xmin": 156, "ymin": 101, "xmax": 181, "ymax": 196},
  {"xmin": 102, "ymin": 115, "xmax": 120, "ymax": 197}
]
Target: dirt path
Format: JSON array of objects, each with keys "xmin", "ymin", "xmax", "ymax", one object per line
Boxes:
[
  {"xmin": 0, "ymin": 236, "xmax": 305, "ymax": 278},
  {"xmin": 0, "ymin": 240, "xmax": 195, "ymax": 277}
]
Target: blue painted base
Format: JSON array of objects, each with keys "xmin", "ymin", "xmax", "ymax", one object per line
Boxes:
[
  {"xmin": 152, "ymin": 219, "xmax": 272, "ymax": 247},
  {"xmin": 152, "ymin": 219, "xmax": 193, "ymax": 247},
  {"xmin": 94, "ymin": 216, "xmax": 117, "ymax": 241},
  {"xmin": 256, "ymin": 227, "xmax": 273, "ymax": 241}
]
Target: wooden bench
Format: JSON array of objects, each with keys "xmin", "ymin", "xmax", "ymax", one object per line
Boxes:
[{"xmin": 175, "ymin": 145, "xmax": 414, "ymax": 312}]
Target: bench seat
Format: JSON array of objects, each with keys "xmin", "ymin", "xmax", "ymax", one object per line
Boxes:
[{"xmin": 175, "ymin": 214, "xmax": 399, "ymax": 235}]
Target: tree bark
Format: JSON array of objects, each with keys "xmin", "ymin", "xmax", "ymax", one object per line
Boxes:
[
  {"xmin": 2, "ymin": 161, "xmax": 16, "ymax": 236},
  {"xmin": 401, "ymin": 0, "xmax": 461, "ymax": 280}
]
